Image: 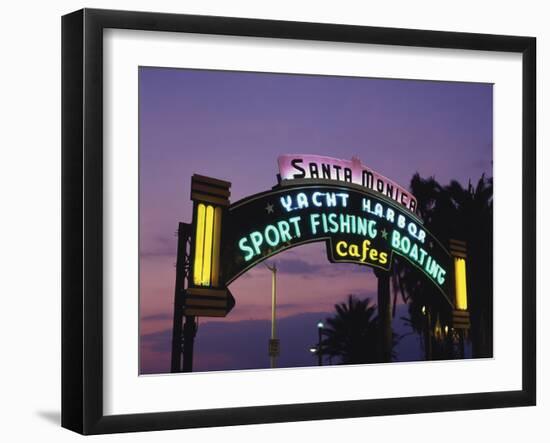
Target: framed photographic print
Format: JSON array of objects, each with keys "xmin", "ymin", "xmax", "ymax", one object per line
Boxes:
[{"xmin": 61, "ymin": 8, "xmax": 536, "ymax": 435}]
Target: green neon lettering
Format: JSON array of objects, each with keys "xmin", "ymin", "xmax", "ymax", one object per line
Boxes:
[
  {"xmin": 437, "ymin": 268, "xmax": 446, "ymax": 285},
  {"xmin": 367, "ymin": 220, "xmax": 377, "ymax": 238},
  {"xmin": 409, "ymin": 243, "xmax": 419, "ymax": 261},
  {"xmin": 296, "ymin": 193, "xmax": 308, "ymax": 209},
  {"xmin": 401, "ymin": 236, "xmax": 411, "ymax": 254},
  {"xmin": 339, "ymin": 214, "xmax": 350, "ymax": 233},
  {"xmin": 362, "ymin": 198, "xmax": 371, "ymax": 213},
  {"xmin": 349, "ymin": 215, "xmax": 356, "ymax": 234},
  {"xmin": 289, "ymin": 216, "xmax": 302, "ymax": 237},
  {"xmin": 417, "ymin": 230, "xmax": 426, "ymax": 244},
  {"xmin": 310, "ymin": 214, "xmax": 321, "ymax": 235},
  {"xmin": 328, "ymin": 213, "xmax": 339, "ymax": 233},
  {"xmin": 388, "ymin": 225, "xmax": 446, "ymax": 287},
  {"xmin": 425, "ymin": 256, "xmax": 441, "ymax": 280},
  {"xmin": 280, "ymin": 195, "xmax": 293, "ymax": 212},
  {"xmin": 264, "ymin": 224, "xmax": 280, "ymax": 247},
  {"xmin": 391, "ymin": 230, "xmax": 401, "ymax": 249},
  {"xmin": 312, "ymin": 192, "xmax": 323, "ymax": 207},
  {"xmin": 397, "ymin": 214, "xmax": 406, "ymax": 228},
  {"xmin": 277, "ymin": 220, "xmax": 292, "ymax": 242},
  {"xmin": 337, "ymin": 193, "xmax": 349, "ymax": 207},
  {"xmin": 238, "ymin": 237, "xmax": 255, "ymax": 261},
  {"xmin": 427, "ymin": 260, "xmax": 439, "ymax": 280},
  {"xmin": 357, "ymin": 217, "xmax": 367, "ymax": 236},
  {"xmin": 321, "ymin": 212, "xmax": 329, "ymax": 232},
  {"xmin": 250, "ymin": 231, "xmax": 263, "ymax": 255},
  {"xmin": 418, "ymin": 248, "xmax": 428, "ymax": 266}
]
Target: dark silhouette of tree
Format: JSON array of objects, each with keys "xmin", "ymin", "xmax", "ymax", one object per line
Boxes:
[
  {"xmin": 321, "ymin": 295, "xmax": 382, "ymax": 364},
  {"xmin": 392, "ymin": 174, "xmax": 453, "ymax": 359},
  {"xmin": 393, "ymin": 173, "xmax": 493, "ymax": 359},
  {"xmin": 445, "ymin": 175, "xmax": 493, "ymax": 357}
]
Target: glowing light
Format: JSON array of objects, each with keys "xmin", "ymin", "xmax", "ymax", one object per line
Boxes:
[
  {"xmin": 211, "ymin": 207, "xmax": 222, "ymax": 287},
  {"xmin": 310, "ymin": 214, "xmax": 321, "ymax": 235},
  {"xmin": 312, "ymin": 192, "xmax": 323, "ymax": 207},
  {"xmin": 238, "ymin": 237, "xmax": 254, "ymax": 262},
  {"xmin": 264, "ymin": 225, "xmax": 280, "ymax": 247},
  {"xmin": 201, "ymin": 205, "xmax": 214, "ymax": 286},
  {"xmin": 250, "ymin": 231, "xmax": 264, "ymax": 254},
  {"xmin": 193, "ymin": 204, "xmax": 221, "ymax": 287},
  {"xmin": 317, "ymin": 322, "xmax": 324, "ymax": 329},
  {"xmin": 296, "ymin": 192, "xmax": 309, "ymax": 209},
  {"xmin": 454, "ymin": 257, "xmax": 468, "ymax": 310},
  {"xmin": 392, "ymin": 230, "xmax": 446, "ymax": 286},
  {"xmin": 280, "ymin": 195, "xmax": 293, "ymax": 212},
  {"xmin": 238, "ymin": 216, "xmax": 303, "ymax": 262},
  {"xmin": 336, "ymin": 240, "xmax": 348, "ymax": 257},
  {"xmin": 193, "ymin": 203, "xmax": 206, "ymax": 286}
]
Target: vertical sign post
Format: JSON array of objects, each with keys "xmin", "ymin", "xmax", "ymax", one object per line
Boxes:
[
  {"xmin": 266, "ymin": 263, "xmax": 279, "ymax": 368},
  {"xmin": 374, "ymin": 268, "xmax": 392, "ymax": 362},
  {"xmin": 181, "ymin": 175, "xmax": 233, "ymax": 372},
  {"xmin": 449, "ymin": 239, "xmax": 470, "ymax": 358},
  {"xmin": 170, "ymin": 222, "xmax": 191, "ymax": 373}
]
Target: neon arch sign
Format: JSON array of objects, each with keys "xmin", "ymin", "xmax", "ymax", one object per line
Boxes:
[{"xmin": 183, "ymin": 155, "xmax": 468, "ymax": 318}]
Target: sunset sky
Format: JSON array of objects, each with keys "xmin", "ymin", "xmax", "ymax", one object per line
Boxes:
[{"xmin": 139, "ymin": 67, "xmax": 492, "ymax": 374}]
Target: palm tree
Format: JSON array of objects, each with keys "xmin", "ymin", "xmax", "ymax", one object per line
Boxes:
[
  {"xmin": 445, "ymin": 175, "xmax": 493, "ymax": 357},
  {"xmin": 392, "ymin": 174, "xmax": 452, "ymax": 359},
  {"xmin": 320, "ymin": 295, "xmax": 380, "ymax": 364},
  {"xmin": 393, "ymin": 173, "xmax": 493, "ymax": 359}
]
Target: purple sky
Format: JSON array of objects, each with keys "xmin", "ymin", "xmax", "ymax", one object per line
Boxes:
[{"xmin": 139, "ymin": 67, "xmax": 491, "ymax": 374}]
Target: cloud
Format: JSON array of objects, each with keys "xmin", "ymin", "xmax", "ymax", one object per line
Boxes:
[
  {"xmin": 141, "ymin": 312, "xmax": 172, "ymax": 322},
  {"xmin": 140, "ymin": 234, "xmax": 177, "ymax": 258},
  {"xmin": 275, "ymin": 258, "xmax": 327, "ymax": 274},
  {"xmin": 277, "ymin": 303, "xmax": 301, "ymax": 310},
  {"xmin": 141, "ymin": 328, "xmax": 172, "ymax": 354},
  {"xmin": 141, "ymin": 311, "xmax": 331, "ymax": 373},
  {"xmin": 274, "ymin": 257, "xmax": 373, "ymax": 278},
  {"xmin": 140, "ymin": 305, "xmax": 424, "ymax": 374}
]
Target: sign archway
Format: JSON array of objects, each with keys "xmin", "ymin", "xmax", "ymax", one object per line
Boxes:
[{"xmin": 171, "ymin": 156, "xmax": 470, "ymax": 372}]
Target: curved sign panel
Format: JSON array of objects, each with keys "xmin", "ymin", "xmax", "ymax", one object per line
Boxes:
[{"xmin": 221, "ymin": 183, "xmax": 453, "ymax": 305}]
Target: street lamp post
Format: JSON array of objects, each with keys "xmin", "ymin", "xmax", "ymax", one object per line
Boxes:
[
  {"xmin": 317, "ymin": 321, "xmax": 324, "ymax": 366},
  {"xmin": 421, "ymin": 305, "xmax": 433, "ymax": 360},
  {"xmin": 265, "ymin": 263, "xmax": 278, "ymax": 368}
]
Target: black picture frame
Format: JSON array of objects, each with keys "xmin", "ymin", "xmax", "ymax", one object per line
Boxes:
[{"xmin": 61, "ymin": 8, "xmax": 536, "ymax": 435}]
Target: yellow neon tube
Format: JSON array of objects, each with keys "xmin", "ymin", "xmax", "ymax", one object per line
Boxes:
[
  {"xmin": 193, "ymin": 203, "xmax": 206, "ymax": 286},
  {"xmin": 211, "ymin": 206, "xmax": 222, "ymax": 287},
  {"xmin": 201, "ymin": 205, "xmax": 214, "ymax": 286},
  {"xmin": 454, "ymin": 257, "xmax": 468, "ymax": 310}
]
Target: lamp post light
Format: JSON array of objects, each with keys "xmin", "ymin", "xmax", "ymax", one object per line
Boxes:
[
  {"xmin": 309, "ymin": 321, "xmax": 325, "ymax": 366},
  {"xmin": 265, "ymin": 262, "xmax": 278, "ymax": 368},
  {"xmin": 317, "ymin": 321, "xmax": 324, "ymax": 366}
]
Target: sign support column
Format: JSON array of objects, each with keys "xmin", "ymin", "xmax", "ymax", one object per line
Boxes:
[
  {"xmin": 375, "ymin": 268, "xmax": 392, "ymax": 363},
  {"xmin": 182, "ymin": 316, "xmax": 197, "ymax": 372},
  {"xmin": 449, "ymin": 239, "xmax": 470, "ymax": 359},
  {"xmin": 170, "ymin": 222, "xmax": 192, "ymax": 373},
  {"xmin": 181, "ymin": 175, "xmax": 234, "ymax": 372},
  {"xmin": 266, "ymin": 263, "xmax": 279, "ymax": 368}
]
